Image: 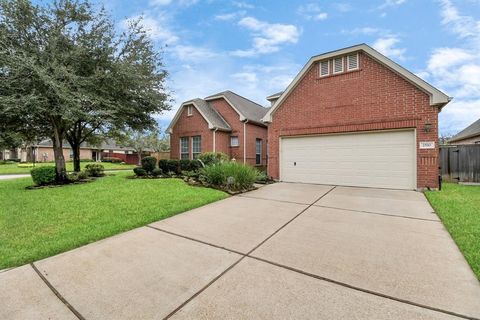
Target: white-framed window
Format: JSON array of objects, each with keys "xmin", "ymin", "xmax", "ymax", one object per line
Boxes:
[
  {"xmin": 333, "ymin": 57, "xmax": 344, "ymax": 74},
  {"xmin": 255, "ymin": 139, "xmax": 262, "ymax": 165},
  {"xmin": 187, "ymin": 105, "xmax": 193, "ymax": 116},
  {"xmin": 319, "ymin": 60, "xmax": 330, "ymax": 77},
  {"xmin": 347, "ymin": 53, "xmax": 359, "ymax": 71},
  {"xmin": 192, "ymin": 136, "xmax": 201, "ymax": 159},
  {"xmin": 180, "ymin": 137, "xmax": 189, "ymax": 160},
  {"xmin": 230, "ymin": 136, "xmax": 239, "ymax": 147}
]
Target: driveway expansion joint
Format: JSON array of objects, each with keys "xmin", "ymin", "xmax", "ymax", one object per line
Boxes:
[
  {"xmin": 30, "ymin": 263, "xmax": 86, "ymax": 320},
  {"xmin": 313, "ymin": 204, "xmax": 442, "ymax": 222}
]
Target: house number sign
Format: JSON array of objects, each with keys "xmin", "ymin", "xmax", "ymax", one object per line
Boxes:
[{"xmin": 419, "ymin": 141, "xmax": 435, "ymax": 149}]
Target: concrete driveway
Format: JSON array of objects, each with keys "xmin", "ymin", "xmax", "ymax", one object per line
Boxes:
[{"xmin": 2, "ymin": 183, "xmax": 480, "ymax": 319}]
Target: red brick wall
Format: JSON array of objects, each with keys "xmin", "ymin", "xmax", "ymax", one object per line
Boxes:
[
  {"xmin": 268, "ymin": 52, "xmax": 439, "ymax": 189},
  {"xmin": 245, "ymin": 122, "xmax": 268, "ymax": 166},
  {"xmin": 170, "ymin": 104, "xmax": 213, "ymax": 159}
]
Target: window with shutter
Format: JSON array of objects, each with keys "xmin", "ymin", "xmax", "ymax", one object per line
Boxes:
[
  {"xmin": 347, "ymin": 53, "xmax": 359, "ymax": 71},
  {"xmin": 319, "ymin": 60, "xmax": 329, "ymax": 77},
  {"xmin": 333, "ymin": 57, "xmax": 344, "ymax": 74}
]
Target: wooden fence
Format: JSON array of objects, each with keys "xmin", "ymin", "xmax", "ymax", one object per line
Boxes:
[{"xmin": 440, "ymin": 145, "xmax": 480, "ymax": 182}]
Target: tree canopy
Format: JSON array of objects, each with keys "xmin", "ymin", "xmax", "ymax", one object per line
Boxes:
[{"xmin": 0, "ymin": 0, "xmax": 170, "ymax": 179}]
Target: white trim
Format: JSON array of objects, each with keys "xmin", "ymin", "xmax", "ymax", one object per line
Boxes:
[
  {"xmin": 333, "ymin": 57, "xmax": 344, "ymax": 74},
  {"xmin": 230, "ymin": 136, "xmax": 239, "ymax": 147},
  {"xmin": 187, "ymin": 105, "xmax": 193, "ymax": 116},
  {"xmin": 213, "ymin": 129, "xmax": 217, "ymax": 152},
  {"xmin": 319, "ymin": 60, "xmax": 330, "ymax": 77},
  {"xmin": 167, "ymin": 101, "xmax": 216, "ymax": 133},
  {"xmin": 243, "ymin": 120, "xmax": 248, "ymax": 163},
  {"xmin": 347, "ymin": 53, "xmax": 359, "ymax": 71},
  {"xmin": 205, "ymin": 94, "xmax": 246, "ymax": 121},
  {"xmin": 262, "ymin": 44, "xmax": 451, "ymax": 123}
]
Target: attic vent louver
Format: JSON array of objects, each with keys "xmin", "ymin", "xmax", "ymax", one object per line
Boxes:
[
  {"xmin": 347, "ymin": 53, "xmax": 359, "ymax": 71},
  {"xmin": 320, "ymin": 60, "xmax": 329, "ymax": 77},
  {"xmin": 333, "ymin": 57, "xmax": 344, "ymax": 74}
]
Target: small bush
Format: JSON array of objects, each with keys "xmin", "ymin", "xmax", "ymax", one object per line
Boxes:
[
  {"xmin": 0, "ymin": 160, "xmax": 14, "ymax": 165},
  {"xmin": 31, "ymin": 166, "xmax": 56, "ymax": 186},
  {"xmin": 179, "ymin": 159, "xmax": 201, "ymax": 172},
  {"xmin": 200, "ymin": 162, "xmax": 258, "ymax": 191},
  {"xmin": 8, "ymin": 158, "xmax": 21, "ymax": 162},
  {"xmin": 141, "ymin": 156, "xmax": 157, "ymax": 173},
  {"xmin": 101, "ymin": 157, "xmax": 123, "ymax": 163},
  {"xmin": 159, "ymin": 159, "xmax": 180, "ymax": 174},
  {"xmin": 85, "ymin": 164, "xmax": 104, "ymax": 177},
  {"xmin": 78, "ymin": 170, "xmax": 89, "ymax": 180},
  {"xmin": 151, "ymin": 168, "xmax": 163, "ymax": 177},
  {"xmin": 198, "ymin": 152, "xmax": 228, "ymax": 166},
  {"xmin": 255, "ymin": 170, "xmax": 269, "ymax": 183},
  {"xmin": 133, "ymin": 167, "xmax": 147, "ymax": 177}
]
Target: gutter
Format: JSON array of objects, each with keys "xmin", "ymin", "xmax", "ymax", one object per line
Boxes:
[{"xmin": 243, "ymin": 120, "xmax": 249, "ymax": 164}]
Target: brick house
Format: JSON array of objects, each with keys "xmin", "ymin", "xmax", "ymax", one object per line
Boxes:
[
  {"xmin": 262, "ymin": 44, "xmax": 451, "ymax": 190},
  {"xmin": 449, "ymin": 118, "xmax": 480, "ymax": 145},
  {"xmin": 168, "ymin": 91, "xmax": 269, "ymax": 166}
]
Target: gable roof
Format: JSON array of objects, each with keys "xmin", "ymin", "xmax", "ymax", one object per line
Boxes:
[
  {"xmin": 266, "ymin": 91, "xmax": 283, "ymax": 101},
  {"xmin": 262, "ymin": 43, "xmax": 452, "ymax": 123},
  {"xmin": 167, "ymin": 98, "xmax": 231, "ymax": 133},
  {"xmin": 205, "ymin": 90, "xmax": 269, "ymax": 125},
  {"xmin": 449, "ymin": 118, "xmax": 480, "ymax": 143}
]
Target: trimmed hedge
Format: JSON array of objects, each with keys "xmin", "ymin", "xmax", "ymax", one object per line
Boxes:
[
  {"xmin": 159, "ymin": 159, "xmax": 179, "ymax": 174},
  {"xmin": 133, "ymin": 167, "xmax": 147, "ymax": 176},
  {"xmin": 102, "ymin": 157, "xmax": 123, "ymax": 163},
  {"xmin": 85, "ymin": 164, "xmax": 104, "ymax": 177},
  {"xmin": 31, "ymin": 166, "xmax": 56, "ymax": 186},
  {"xmin": 141, "ymin": 156, "xmax": 157, "ymax": 173}
]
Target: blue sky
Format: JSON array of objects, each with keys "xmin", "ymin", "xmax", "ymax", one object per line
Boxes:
[{"xmin": 104, "ymin": 0, "xmax": 480, "ymax": 136}]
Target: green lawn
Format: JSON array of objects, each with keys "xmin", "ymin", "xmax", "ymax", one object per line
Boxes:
[
  {"xmin": 0, "ymin": 161, "xmax": 136, "ymax": 175},
  {"xmin": 425, "ymin": 183, "xmax": 480, "ymax": 280},
  {"xmin": 0, "ymin": 172, "xmax": 227, "ymax": 269}
]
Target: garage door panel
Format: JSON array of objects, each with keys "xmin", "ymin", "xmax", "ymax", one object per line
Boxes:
[{"xmin": 280, "ymin": 130, "xmax": 415, "ymax": 190}]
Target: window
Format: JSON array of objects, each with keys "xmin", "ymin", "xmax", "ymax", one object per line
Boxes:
[
  {"xmin": 187, "ymin": 105, "xmax": 193, "ymax": 116},
  {"xmin": 180, "ymin": 137, "xmax": 189, "ymax": 160},
  {"xmin": 347, "ymin": 53, "xmax": 359, "ymax": 71},
  {"xmin": 255, "ymin": 139, "xmax": 262, "ymax": 165},
  {"xmin": 230, "ymin": 136, "xmax": 239, "ymax": 147},
  {"xmin": 192, "ymin": 136, "xmax": 201, "ymax": 159},
  {"xmin": 333, "ymin": 57, "xmax": 344, "ymax": 74},
  {"xmin": 319, "ymin": 60, "xmax": 329, "ymax": 77}
]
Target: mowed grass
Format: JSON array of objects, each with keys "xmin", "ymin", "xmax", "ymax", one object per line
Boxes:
[
  {"xmin": 0, "ymin": 161, "xmax": 136, "ymax": 175},
  {"xmin": 0, "ymin": 172, "xmax": 227, "ymax": 269},
  {"xmin": 425, "ymin": 183, "xmax": 480, "ymax": 280}
]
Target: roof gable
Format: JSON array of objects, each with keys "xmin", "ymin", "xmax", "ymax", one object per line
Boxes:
[
  {"xmin": 262, "ymin": 44, "xmax": 451, "ymax": 123},
  {"xmin": 449, "ymin": 118, "xmax": 480, "ymax": 142},
  {"xmin": 167, "ymin": 99, "xmax": 231, "ymax": 133}
]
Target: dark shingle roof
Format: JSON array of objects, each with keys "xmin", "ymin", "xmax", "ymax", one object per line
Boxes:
[
  {"xmin": 450, "ymin": 118, "xmax": 480, "ymax": 142},
  {"xmin": 186, "ymin": 98, "xmax": 231, "ymax": 131},
  {"xmin": 205, "ymin": 90, "xmax": 269, "ymax": 124},
  {"xmin": 35, "ymin": 139, "xmax": 140, "ymax": 151}
]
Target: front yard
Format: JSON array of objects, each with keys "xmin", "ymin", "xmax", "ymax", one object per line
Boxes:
[
  {"xmin": 0, "ymin": 171, "xmax": 227, "ymax": 269},
  {"xmin": 0, "ymin": 161, "xmax": 136, "ymax": 175},
  {"xmin": 425, "ymin": 183, "xmax": 480, "ymax": 280}
]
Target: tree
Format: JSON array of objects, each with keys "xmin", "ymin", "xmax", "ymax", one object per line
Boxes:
[
  {"xmin": 0, "ymin": 0, "xmax": 170, "ymax": 180},
  {"xmin": 150, "ymin": 130, "xmax": 170, "ymax": 153}
]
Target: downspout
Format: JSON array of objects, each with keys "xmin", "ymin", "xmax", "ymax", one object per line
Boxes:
[
  {"xmin": 243, "ymin": 120, "xmax": 249, "ymax": 164},
  {"xmin": 213, "ymin": 128, "xmax": 218, "ymax": 152}
]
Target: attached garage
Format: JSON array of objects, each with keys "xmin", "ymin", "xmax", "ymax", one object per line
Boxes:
[{"xmin": 280, "ymin": 130, "xmax": 416, "ymax": 190}]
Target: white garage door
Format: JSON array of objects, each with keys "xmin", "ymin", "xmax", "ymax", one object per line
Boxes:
[{"xmin": 280, "ymin": 130, "xmax": 416, "ymax": 190}]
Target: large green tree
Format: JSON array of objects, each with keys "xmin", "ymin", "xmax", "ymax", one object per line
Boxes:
[{"xmin": 0, "ymin": 0, "xmax": 170, "ymax": 179}]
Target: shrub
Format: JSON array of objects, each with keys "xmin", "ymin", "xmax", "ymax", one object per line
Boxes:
[
  {"xmin": 159, "ymin": 159, "xmax": 180, "ymax": 174},
  {"xmin": 200, "ymin": 162, "xmax": 258, "ymax": 191},
  {"xmin": 78, "ymin": 170, "xmax": 89, "ymax": 180},
  {"xmin": 198, "ymin": 152, "xmax": 228, "ymax": 166},
  {"xmin": 179, "ymin": 159, "xmax": 201, "ymax": 172},
  {"xmin": 255, "ymin": 170, "xmax": 269, "ymax": 183},
  {"xmin": 85, "ymin": 164, "xmax": 104, "ymax": 177},
  {"xmin": 8, "ymin": 158, "xmax": 21, "ymax": 162},
  {"xmin": 101, "ymin": 157, "xmax": 123, "ymax": 163},
  {"xmin": 141, "ymin": 156, "xmax": 157, "ymax": 173},
  {"xmin": 133, "ymin": 167, "xmax": 147, "ymax": 177},
  {"xmin": 151, "ymin": 168, "xmax": 163, "ymax": 177},
  {"xmin": 31, "ymin": 166, "xmax": 56, "ymax": 186}
]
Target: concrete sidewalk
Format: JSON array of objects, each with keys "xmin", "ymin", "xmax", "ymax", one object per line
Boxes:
[{"xmin": 2, "ymin": 183, "xmax": 480, "ymax": 319}]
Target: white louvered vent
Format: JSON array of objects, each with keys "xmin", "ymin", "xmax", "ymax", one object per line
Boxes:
[
  {"xmin": 320, "ymin": 60, "xmax": 329, "ymax": 77},
  {"xmin": 347, "ymin": 53, "xmax": 359, "ymax": 71},
  {"xmin": 333, "ymin": 57, "xmax": 344, "ymax": 74}
]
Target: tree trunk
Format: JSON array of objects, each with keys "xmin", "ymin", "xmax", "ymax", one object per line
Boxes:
[
  {"xmin": 72, "ymin": 143, "xmax": 81, "ymax": 172},
  {"xmin": 137, "ymin": 149, "xmax": 143, "ymax": 166},
  {"xmin": 52, "ymin": 122, "xmax": 68, "ymax": 182}
]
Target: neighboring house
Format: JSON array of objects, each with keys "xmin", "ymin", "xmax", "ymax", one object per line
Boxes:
[
  {"xmin": 449, "ymin": 119, "xmax": 480, "ymax": 145},
  {"xmin": 25, "ymin": 140, "xmax": 152, "ymax": 164},
  {"xmin": 168, "ymin": 91, "xmax": 269, "ymax": 166},
  {"xmin": 262, "ymin": 44, "xmax": 451, "ymax": 190}
]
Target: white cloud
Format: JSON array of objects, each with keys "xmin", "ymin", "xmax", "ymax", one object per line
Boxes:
[
  {"xmin": 123, "ymin": 15, "xmax": 179, "ymax": 44},
  {"xmin": 298, "ymin": 3, "xmax": 329, "ymax": 21},
  {"xmin": 150, "ymin": 0, "xmax": 198, "ymax": 7},
  {"xmin": 377, "ymin": 0, "xmax": 406, "ymax": 10},
  {"xmin": 150, "ymin": 0, "xmax": 171, "ymax": 6},
  {"xmin": 372, "ymin": 36, "xmax": 406, "ymax": 60},
  {"xmin": 231, "ymin": 72, "xmax": 258, "ymax": 83},
  {"xmin": 426, "ymin": 0, "xmax": 480, "ymax": 134},
  {"xmin": 169, "ymin": 45, "xmax": 219, "ymax": 62},
  {"xmin": 214, "ymin": 11, "xmax": 245, "ymax": 21},
  {"xmin": 342, "ymin": 27, "xmax": 382, "ymax": 35},
  {"xmin": 231, "ymin": 17, "xmax": 301, "ymax": 57},
  {"xmin": 232, "ymin": 1, "xmax": 254, "ymax": 9},
  {"xmin": 333, "ymin": 3, "xmax": 353, "ymax": 12}
]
